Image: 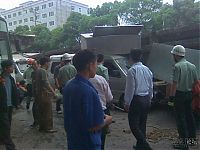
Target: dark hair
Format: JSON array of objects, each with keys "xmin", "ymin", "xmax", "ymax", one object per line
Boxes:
[
  {"xmin": 19, "ymin": 80, "xmax": 26, "ymax": 85},
  {"xmin": 39, "ymin": 56, "xmax": 50, "ymax": 66},
  {"xmin": 97, "ymin": 54, "xmax": 104, "ymax": 63},
  {"xmin": 1, "ymin": 60, "xmax": 13, "ymax": 71},
  {"xmin": 73, "ymin": 50, "xmax": 96, "ymax": 72},
  {"xmin": 130, "ymin": 49, "xmax": 143, "ymax": 62}
]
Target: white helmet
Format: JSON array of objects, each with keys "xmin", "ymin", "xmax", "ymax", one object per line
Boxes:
[
  {"xmin": 171, "ymin": 45, "xmax": 185, "ymax": 56},
  {"xmin": 62, "ymin": 53, "xmax": 72, "ymax": 60}
]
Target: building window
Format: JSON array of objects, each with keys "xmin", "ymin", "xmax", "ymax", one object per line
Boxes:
[
  {"xmin": 24, "ymin": 18, "xmax": 28, "ymax": 22},
  {"xmin": 42, "ymin": 14, "xmax": 47, "ymax": 18},
  {"xmin": 42, "ymin": 4, "xmax": 46, "ymax": 9},
  {"xmin": 4, "ymin": 16, "xmax": 7, "ymax": 19},
  {"xmin": 71, "ymin": 6, "xmax": 75, "ymax": 11},
  {"xmin": 79, "ymin": 8, "xmax": 81, "ymax": 13},
  {"xmin": 19, "ymin": 20, "xmax": 22, "ymax": 24},
  {"xmin": 49, "ymin": 2, "xmax": 53, "ymax": 7},
  {"xmin": 9, "ymin": 22, "xmax": 12, "ymax": 26},
  {"xmin": 49, "ymin": 12, "xmax": 54, "ymax": 16},
  {"xmin": 36, "ymin": 15, "xmax": 40, "ymax": 20},
  {"xmin": 30, "ymin": 17, "xmax": 34, "ymax": 21},
  {"xmin": 42, "ymin": 23, "xmax": 47, "ymax": 27},
  {"xmin": 8, "ymin": 15, "xmax": 11, "ymax": 18},
  {"xmin": 13, "ymin": 13, "xmax": 16, "ymax": 17},
  {"xmin": 14, "ymin": 21, "xmax": 17, "ymax": 25},
  {"xmin": 18, "ymin": 12, "xmax": 22, "ymax": 16},
  {"xmin": 49, "ymin": 21, "xmax": 54, "ymax": 26},
  {"xmin": 29, "ymin": 8, "xmax": 33, "ymax": 13},
  {"xmin": 35, "ymin": 6, "xmax": 39, "ymax": 11},
  {"xmin": 24, "ymin": 10, "xmax": 28, "ymax": 14}
]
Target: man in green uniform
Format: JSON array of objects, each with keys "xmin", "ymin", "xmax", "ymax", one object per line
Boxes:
[
  {"xmin": 35, "ymin": 57, "xmax": 56, "ymax": 133},
  {"xmin": 170, "ymin": 45, "xmax": 198, "ymax": 149},
  {"xmin": 58, "ymin": 53, "xmax": 77, "ymax": 93},
  {"xmin": 96, "ymin": 54, "xmax": 109, "ymax": 81}
]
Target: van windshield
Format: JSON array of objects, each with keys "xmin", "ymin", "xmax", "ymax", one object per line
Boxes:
[
  {"xmin": 115, "ymin": 57, "xmax": 130, "ymax": 75},
  {"xmin": 16, "ymin": 61, "xmax": 29, "ymax": 73}
]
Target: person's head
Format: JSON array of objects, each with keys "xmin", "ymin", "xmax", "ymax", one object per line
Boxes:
[
  {"xmin": 97, "ymin": 54, "xmax": 104, "ymax": 64},
  {"xmin": 32, "ymin": 60, "xmax": 39, "ymax": 70},
  {"xmin": 27, "ymin": 58, "xmax": 35, "ymax": 66},
  {"xmin": 171, "ymin": 45, "xmax": 185, "ymax": 63},
  {"xmin": 73, "ymin": 50, "xmax": 97, "ymax": 78},
  {"xmin": 19, "ymin": 80, "xmax": 26, "ymax": 86},
  {"xmin": 62, "ymin": 53, "xmax": 72, "ymax": 65},
  {"xmin": 60, "ymin": 57, "xmax": 65, "ymax": 66},
  {"xmin": 1, "ymin": 60, "xmax": 14, "ymax": 74},
  {"xmin": 39, "ymin": 56, "xmax": 50, "ymax": 70},
  {"xmin": 129, "ymin": 49, "xmax": 143, "ymax": 64}
]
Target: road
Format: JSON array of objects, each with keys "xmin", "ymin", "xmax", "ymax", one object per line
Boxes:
[{"xmin": 0, "ymin": 102, "xmax": 199, "ymax": 150}]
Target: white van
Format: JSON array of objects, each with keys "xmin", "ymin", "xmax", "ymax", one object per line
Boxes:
[{"xmin": 13, "ymin": 54, "xmax": 29, "ymax": 82}]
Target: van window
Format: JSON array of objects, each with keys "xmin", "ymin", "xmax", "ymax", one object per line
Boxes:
[
  {"xmin": 104, "ymin": 61, "xmax": 121, "ymax": 78},
  {"xmin": 51, "ymin": 62, "xmax": 60, "ymax": 74}
]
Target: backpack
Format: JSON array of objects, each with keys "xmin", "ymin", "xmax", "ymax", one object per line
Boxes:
[{"xmin": 192, "ymin": 80, "xmax": 200, "ymax": 113}]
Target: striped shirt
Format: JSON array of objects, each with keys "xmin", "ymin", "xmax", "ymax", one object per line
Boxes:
[{"xmin": 124, "ymin": 62, "xmax": 153, "ymax": 106}]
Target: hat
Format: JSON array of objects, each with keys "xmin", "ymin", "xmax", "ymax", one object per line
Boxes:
[
  {"xmin": 171, "ymin": 45, "xmax": 185, "ymax": 56},
  {"xmin": 62, "ymin": 53, "xmax": 72, "ymax": 61},
  {"xmin": 27, "ymin": 58, "xmax": 35, "ymax": 65}
]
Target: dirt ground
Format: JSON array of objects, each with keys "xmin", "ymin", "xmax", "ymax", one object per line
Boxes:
[{"xmin": 0, "ymin": 102, "xmax": 199, "ymax": 150}]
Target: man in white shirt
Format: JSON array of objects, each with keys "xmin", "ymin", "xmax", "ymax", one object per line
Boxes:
[
  {"xmin": 124, "ymin": 49, "xmax": 153, "ymax": 150},
  {"xmin": 89, "ymin": 74, "xmax": 113, "ymax": 149}
]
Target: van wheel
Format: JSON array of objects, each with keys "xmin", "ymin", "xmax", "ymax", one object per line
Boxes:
[{"xmin": 118, "ymin": 94, "xmax": 125, "ymax": 109}]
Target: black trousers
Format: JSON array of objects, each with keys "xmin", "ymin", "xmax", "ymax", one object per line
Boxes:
[
  {"xmin": 32, "ymin": 101, "xmax": 39, "ymax": 125},
  {"xmin": 128, "ymin": 95, "xmax": 151, "ymax": 148},
  {"xmin": 174, "ymin": 91, "xmax": 196, "ymax": 140},
  {"xmin": 0, "ymin": 110, "xmax": 15, "ymax": 150}
]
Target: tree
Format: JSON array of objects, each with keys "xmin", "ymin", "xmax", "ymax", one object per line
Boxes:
[
  {"xmin": 173, "ymin": 0, "xmax": 199, "ymax": 26},
  {"xmin": 49, "ymin": 27, "xmax": 63, "ymax": 49},
  {"xmin": 30, "ymin": 25, "xmax": 51, "ymax": 52},
  {"xmin": 14, "ymin": 25, "xmax": 30, "ymax": 35},
  {"xmin": 120, "ymin": 0, "xmax": 163, "ymax": 31}
]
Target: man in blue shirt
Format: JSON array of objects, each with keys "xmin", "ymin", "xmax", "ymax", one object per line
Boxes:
[
  {"xmin": 0, "ymin": 60, "xmax": 18, "ymax": 150},
  {"xmin": 63, "ymin": 50, "xmax": 112, "ymax": 150},
  {"xmin": 124, "ymin": 49, "xmax": 153, "ymax": 150}
]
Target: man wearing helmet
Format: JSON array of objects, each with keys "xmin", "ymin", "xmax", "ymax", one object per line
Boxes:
[{"xmin": 170, "ymin": 45, "xmax": 198, "ymax": 149}]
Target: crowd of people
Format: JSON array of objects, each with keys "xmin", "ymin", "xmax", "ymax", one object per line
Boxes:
[{"xmin": 0, "ymin": 45, "xmax": 199, "ymax": 150}]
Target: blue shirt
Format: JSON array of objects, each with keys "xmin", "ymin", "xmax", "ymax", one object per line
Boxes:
[
  {"xmin": 63, "ymin": 74, "xmax": 104, "ymax": 150},
  {"xmin": 5, "ymin": 76, "xmax": 12, "ymax": 106},
  {"xmin": 124, "ymin": 62, "xmax": 153, "ymax": 106}
]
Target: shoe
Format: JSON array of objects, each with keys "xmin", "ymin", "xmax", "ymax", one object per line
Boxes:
[
  {"xmin": 30, "ymin": 122, "xmax": 38, "ymax": 128},
  {"xmin": 57, "ymin": 110, "xmax": 62, "ymax": 114}
]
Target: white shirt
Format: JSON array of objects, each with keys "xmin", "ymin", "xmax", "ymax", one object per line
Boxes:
[
  {"xmin": 124, "ymin": 62, "xmax": 153, "ymax": 106},
  {"xmin": 89, "ymin": 75, "xmax": 113, "ymax": 110}
]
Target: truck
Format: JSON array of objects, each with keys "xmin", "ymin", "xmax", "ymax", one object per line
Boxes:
[
  {"xmin": 0, "ymin": 15, "xmax": 13, "ymax": 73},
  {"xmin": 80, "ymin": 25, "xmax": 200, "ymax": 108}
]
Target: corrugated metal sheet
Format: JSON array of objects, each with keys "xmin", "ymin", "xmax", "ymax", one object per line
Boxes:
[{"xmin": 146, "ymin": 43, "xmax": 200, "ymax": 83}]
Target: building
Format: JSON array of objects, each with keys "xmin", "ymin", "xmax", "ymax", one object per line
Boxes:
[{"xmin": 0, "ymin": 0, "xmax": 88, "ymax": 31}]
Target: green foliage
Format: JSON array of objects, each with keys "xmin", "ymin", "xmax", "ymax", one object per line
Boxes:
[
  {"xmin": 14, "ymin": 25, "xmax": 30, "ymax": 35},
  {"xmin": 30, "ymin": 25, "xmax": 51, "ymax": 52},
  {"xmin": 13, "ymin": 0, "xmax": 200, "ymax": 51}
]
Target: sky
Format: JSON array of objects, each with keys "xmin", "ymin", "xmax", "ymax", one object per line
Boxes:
[{"xmin": 0, "ymin": 0, "xmax": 173, "ymax": 10}]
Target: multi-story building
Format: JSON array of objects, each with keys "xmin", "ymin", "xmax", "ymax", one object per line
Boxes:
[{"xmin": 0, "ymin": 0, "xmax": 88, "ymax": 31}]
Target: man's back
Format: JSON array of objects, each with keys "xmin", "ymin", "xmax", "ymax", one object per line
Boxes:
[
  {"xmin": 63, "ymin": 75, "xmax": 104, "ymax": 149},
  {"xmin": 173, "ymin": 58, "xmax": 198, "ymax": 92},
  {"xmin": 58, "ymin": 64, "xmax": 76, "ymax": 87},
  {"xmin": 23, "ymin": 66, "xmax": 34, "ymax": 84}
]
